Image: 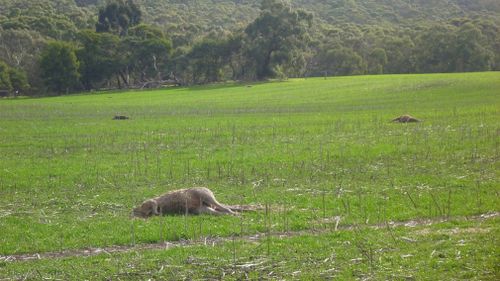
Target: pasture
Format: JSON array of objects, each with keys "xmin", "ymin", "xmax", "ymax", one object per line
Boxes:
[{"xmin": 0, "ymin": 72, "xmax": 499, "ymax": 280}]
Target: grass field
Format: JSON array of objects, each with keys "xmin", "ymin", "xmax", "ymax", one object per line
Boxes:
[{"xmin": 0, "ymin": 72, "xmax": 499, "ymax": 280}]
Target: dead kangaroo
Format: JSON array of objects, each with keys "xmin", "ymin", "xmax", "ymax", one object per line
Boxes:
[
  {"xmin": 132, "ymin": 187, "xmax": 236, "ymax": 218},
  {"xmin": 392, "ymin": 114, "xmax": 420, "ymax": 123}
]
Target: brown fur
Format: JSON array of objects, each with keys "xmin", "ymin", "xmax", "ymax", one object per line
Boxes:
[
  {"xmin": 392, "ymin": 114, "xmax": 420, "ymax": 123},
  {"xmin": 132, "ymin": 187, "xmax": 236, "ymax": 218}
]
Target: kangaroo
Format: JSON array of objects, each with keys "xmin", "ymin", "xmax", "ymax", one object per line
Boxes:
[
  {"xmin": 132, "ymin": 187, "xmax": 236, "ymax": 218},
  {"xmin": 392, "ymin": 114, "xmax": 420, "ymax": 123}
]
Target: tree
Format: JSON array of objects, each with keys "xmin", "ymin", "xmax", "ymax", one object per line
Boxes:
[
  {"xmin": 8, "ymin": 67, "xmax": 29, "ymax": 96},
  {"xmin": 366, "ymin": 48, "xmax": 387, "ymax": 74},
  {"xmin": 243, "ymin": 0, "xmax": 312, "ymax": 80},
  {"xmin": 319, "ymin": 47, "xmax": 364, "ymax": 76},
  {"xmin": 0, "ymin": 60, "xmax": 13, "ymax": 92},
  {"xmin": 123, "ymin": 24, "xmax": 172, "ymax": 84},
  {"xmin": 453, "ymin": 22, "xmax": 494, "ymax": 72},
  {"xmin": 186, "ymin": 36, "xmax": 236, "ymax": 84},
  {"xmin": 0, "ymin": 60, "xmax": 29, "ymax": 96},
  {"xmin": 382, "ymin": 35, "xmax": 415, "ymax": 74},
  {"xmin": 188, "ymin": 39, "xmax": 224, "ymax": 84},
  {"xmin": 39, "ymin": 41, "xmax": 80, "ymax": 94},
  {"xmin": 415, "ymin": 22, "xmax": 494, "ymax": 73},
  {"xmin": 76, "ymin": 30, "xmax": 121, "ymax": 90},
  {"xmin": 0, "ymin": 28, "xmax": 46, "ymax": 93},
  {"xmin": 96, "ymin": 0, "xmax": 141, "ymax": 37}
]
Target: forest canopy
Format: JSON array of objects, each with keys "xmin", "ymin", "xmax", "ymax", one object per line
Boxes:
[{"xmin": 0, "ymin": 0, "xmax": 499, "ymax": 96}]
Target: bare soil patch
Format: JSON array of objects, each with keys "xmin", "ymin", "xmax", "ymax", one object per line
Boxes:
[{"xmin": 1, "ymin": 212, "xmax": 497, "ymax": 262}]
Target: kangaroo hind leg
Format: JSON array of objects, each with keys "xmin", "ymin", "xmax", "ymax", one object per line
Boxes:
[
  {"xmin": 198, "ymin": 188, "xmax": 237, "ymax": 215},
  {"xmin": 194, "ymin": 205, "xmax": 226, "ymax": 216}
]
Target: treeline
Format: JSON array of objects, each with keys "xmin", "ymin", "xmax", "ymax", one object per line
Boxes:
[
  {"xmin": 309, "ymin": 19, "xmax": 500, "ymax": 76},
  {"xmin": 0, "ymin": 0, "xmax": 499, "ymax": 96}
]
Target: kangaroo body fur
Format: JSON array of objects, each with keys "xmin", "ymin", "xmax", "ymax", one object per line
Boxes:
[
  {"xmin": 392, "ymin": 114, "xmax": 420, "ymax": 123},
  {"xmin": 132, "ymin": 187, "xmax": 236, "ymax": 218}
]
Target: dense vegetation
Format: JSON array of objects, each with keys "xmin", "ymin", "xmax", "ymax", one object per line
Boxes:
[{"xmin": 0, "ymin": 0, "xmax": 499, "ymax": 95}]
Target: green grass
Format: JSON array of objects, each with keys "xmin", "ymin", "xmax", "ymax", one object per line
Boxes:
[
  {"xmin": 1, "ymin": 217, "xmax": 498, "ymax": 280},
  {"xmin": 0, "ymin": 72, "xmax": 499, "ymax": 278}
]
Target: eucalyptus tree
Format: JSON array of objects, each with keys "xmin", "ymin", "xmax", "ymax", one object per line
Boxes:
[
  {"xmin": 116, "ymin": 24, "xmax": 172, "ymax": 86},
  {"xmin": 96, "ymin": 0, "xmax": 141, "ymax": 37},
  {"xmin": 76, "ymin": 30, "xmax": 121, "ymax": 90},
  {"xmin": 0, "ymin": 60, "xmax": 12, "ymax": 92},
  {"xmin": 39, "ymin": 41, "xmax": 80, "ymax": 94},
  {"xmin": 243, "ymin": 0, "xmax": 313, "ymax": 80}
]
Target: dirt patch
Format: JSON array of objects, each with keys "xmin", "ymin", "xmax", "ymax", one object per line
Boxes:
[
  {"xmin": 0, "ymin": 212, "xmax": 497, "ymax": 262},
  {"xmin": 415, "ymin": 227, "xmax": 492, "ymax": 236},
  {"xmin": 227, "ymin": 204, "xmax": 265, "ymax": 212}
]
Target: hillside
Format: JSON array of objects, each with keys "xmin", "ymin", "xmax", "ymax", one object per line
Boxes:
[
  {"xmin": 0, "ymin": 0, "xmax": 500, "ymax": 35},
  {"xmin": 2, "ymin": 0, "xmax": 499, "ymax": 38},
  {"xmin": 1, "ymin": 0, "xmax": 499, "ymax": 96},
  {"xmin": 80, "ymin": 0, "xmax": 500, "ymax": 28}
]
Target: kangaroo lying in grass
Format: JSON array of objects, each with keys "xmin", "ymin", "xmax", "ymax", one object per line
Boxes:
[
  {"xmin": 132, "ymin": 187, "xmax": 237, "ymax": 218},
  {"xmin": 392, "ymin": 114, "xmax": 420, "ymax": 123}
]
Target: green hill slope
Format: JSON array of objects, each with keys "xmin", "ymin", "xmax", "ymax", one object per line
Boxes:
[
  {"xmin": 76, "ymin": 0, "xmax": 500, "ymax": 26},
  {"xmin": 2, "ymin": 0, "xmax": 499, "ymax": 35},
  {"xmin": 1, "ymin": 0, "xmax": 499, "ymax": 95}
]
